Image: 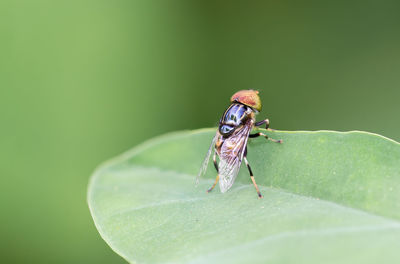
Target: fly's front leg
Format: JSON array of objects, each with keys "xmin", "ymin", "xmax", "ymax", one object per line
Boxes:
[
  {"xmin": 255, "ymin": 118, "xmax": 269, "ymax": 129},
  {"xmin": 255, "ymin": 118, "xmax": 276, "ymax": 131},
  {"xmin": 249, "ymin": 132, "xmax": 283, "ymax": 143},
  {"xmin": 256, "ymin": 118, "xmax": 280, "ymax": 132},
  {"xmin": 243, "ymin": 150, "xmax": 263, "ymax": 198},
  {"xmin": 207, "ymin": 150, "xmax": 219, "ymax": 193}
]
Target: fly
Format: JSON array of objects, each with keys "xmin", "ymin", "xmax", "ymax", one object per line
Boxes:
[{"xmin": 196, "ymin": 90, "xmax": 282, "ymax": 198}]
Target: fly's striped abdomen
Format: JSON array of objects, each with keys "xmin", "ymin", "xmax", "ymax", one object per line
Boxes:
[{"xmin": 219, "ymin": 103, "xmax": 250, "ymax": 136}]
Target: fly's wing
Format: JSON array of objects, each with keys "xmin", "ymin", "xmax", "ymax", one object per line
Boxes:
[
  {"xmin": 218, "ymin": 119, "xmax": 254, "ymax": 192},
  {"xmin": 195, "ymin": 131, "xmax": 218, "ymax": 186}
]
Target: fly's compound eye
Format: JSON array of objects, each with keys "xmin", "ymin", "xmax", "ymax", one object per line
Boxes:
[{"xmin": 230, "ymin": 89, "xmax": 262, "ymax": 112}]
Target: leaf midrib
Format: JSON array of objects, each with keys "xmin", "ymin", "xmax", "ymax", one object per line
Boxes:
[{"xmin": 98, "ymin": 164, "xmax": 400, "ymax": 225}]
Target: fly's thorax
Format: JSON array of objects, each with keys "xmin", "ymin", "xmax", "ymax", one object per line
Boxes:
[{"xmin": 219, "ymin": 103, "xmax": 254, "ymax": 137}]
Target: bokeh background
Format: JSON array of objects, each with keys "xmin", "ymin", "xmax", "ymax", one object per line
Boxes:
[{"xmin": 1, "ymin": 0, "xmax": 400, "ymax": 263}]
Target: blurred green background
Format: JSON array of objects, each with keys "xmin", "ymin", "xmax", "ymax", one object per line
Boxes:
[{"xmin": 1, "ymin": 0, "xmax": 400, "ymax": 263}]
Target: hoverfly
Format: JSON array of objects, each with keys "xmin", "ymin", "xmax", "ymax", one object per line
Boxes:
[{"xmin": 197, "ymin": 90, "xmax": 282, "ymax": 198}]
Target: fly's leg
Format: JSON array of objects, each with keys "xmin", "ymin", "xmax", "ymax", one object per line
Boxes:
[
  {"xmin": 207, "ymin": 175, "xmax": 219, "ymax": 193},
  {"xmin": 249, "ymin": 132, "xmax": 283, "ymax": 143},
  {"xmin": 255, "ymin": 119, "xmax": 269, "ymax": 129},
  {"xmin": 207, "ymin": 151, "xmax": 219, "ymax": 193},
  {"xmin": 255, "ymin": 118, "xmax": 276, "ymax": 131},
  {"xmin": 243, "ymin": 152, "xmax": 263, "ymax": 199}
]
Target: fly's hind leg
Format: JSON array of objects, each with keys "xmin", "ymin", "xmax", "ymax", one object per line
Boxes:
[
  {"xmin": 249, "ymin": 132, "xmax": 283, "ymax": 143},
  {"xmin": 244, "ymin": 148, "xmax": 263, "ymax": 198},
  {"xmin": 207, "ymin": 150, "xmax": 219, "ymax": 193}
]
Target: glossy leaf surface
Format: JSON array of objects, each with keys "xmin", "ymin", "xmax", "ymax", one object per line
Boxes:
[{"xmin": 88, "ymin": 129, "xmax": 400, "ymax": 263}]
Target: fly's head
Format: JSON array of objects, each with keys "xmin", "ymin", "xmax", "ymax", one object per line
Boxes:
[{"xmin": 230, "ymin": 89, "xmax": 262, "ymax": 112}]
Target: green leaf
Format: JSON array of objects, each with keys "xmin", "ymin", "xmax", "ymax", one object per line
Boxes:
[{"xmin": 88, "ymin": 129, "xmax": 400, "ymax": 264}]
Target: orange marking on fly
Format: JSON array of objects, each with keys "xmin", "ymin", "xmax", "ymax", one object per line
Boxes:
[{"xmin": 230, "ymin": 89, "xmax": 262, "ymax": 112}]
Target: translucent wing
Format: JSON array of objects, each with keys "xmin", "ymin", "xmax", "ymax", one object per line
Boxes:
[
  {"xmin": 218, "ymin": 119, "xmax": 254, "ymax": 192},
  {"xmin": 195, "ymin": 131, "xmax": 218, "ymax": 186}
]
